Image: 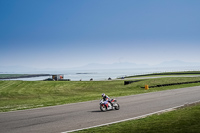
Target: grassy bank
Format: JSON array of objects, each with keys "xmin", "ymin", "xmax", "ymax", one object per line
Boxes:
[
  {"xmin": 0, "ymin": 76, "xmax": 200, "ymax": 112},
  {"xmin": 0, "ymin": 74, "xmax": 50, "ymax": 79},
  {"xmin": 124, "ymin": 71, "xmax": 200, "ymax": 78},
  {"xmin": 0, "ymin": 74, "xmax": 30, "ymax": 79},
  {"xmin": 76, "ymin": 103, "xmax": 200, "ymax": 133}
]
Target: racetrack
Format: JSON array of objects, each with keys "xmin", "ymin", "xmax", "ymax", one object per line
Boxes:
[{"xmin": 0, "ymin": 86, "xmax": 200, "ymax": 133}]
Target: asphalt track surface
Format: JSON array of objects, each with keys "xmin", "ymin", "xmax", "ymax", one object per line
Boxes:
[{"xmin": 0, "ymin": 86, "xmax": 200, "ymax": 133}]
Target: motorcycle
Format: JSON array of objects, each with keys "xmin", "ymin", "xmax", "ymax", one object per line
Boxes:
[{"xmin": 100, "ymin": 99, "xmax": 120, "ymax": 112}]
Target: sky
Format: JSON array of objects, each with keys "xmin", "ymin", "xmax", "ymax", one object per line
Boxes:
[{"xmin": 0, "ymin": 0, "xmax": 200, "ymax": 69}]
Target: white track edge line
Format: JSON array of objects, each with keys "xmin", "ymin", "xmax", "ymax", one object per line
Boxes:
[{"xmin": 61, "ymin": 100, "xmax": 200, "ymax": 133}]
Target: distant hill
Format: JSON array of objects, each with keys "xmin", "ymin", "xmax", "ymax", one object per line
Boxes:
[
  {"xmin": 76, "ymin": 62, "xmax": 149, "ymax": 70},
  {"xmin": 155, "ymin": 60, "xmax": 200, "ymax": 67},
  {"xmin": 72, "ymin": 61, "xmax": 200, "ymax": 70},
  {"xmin": 1, "ymin": 60, "xmax": 200, "ymax": 73}
]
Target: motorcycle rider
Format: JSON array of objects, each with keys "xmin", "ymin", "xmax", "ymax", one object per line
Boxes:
[{"xmin": 102, "ymin": 93, "xmax": 112, "ymax": 107}]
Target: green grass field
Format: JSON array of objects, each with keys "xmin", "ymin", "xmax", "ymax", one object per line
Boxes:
[
  {"xmin": 1, "ymin": 76, "xmax": 200, "ymax": 112},
  {"xmin": 76, "ymin": 103, "xmax": 200, "ymax": 133}
]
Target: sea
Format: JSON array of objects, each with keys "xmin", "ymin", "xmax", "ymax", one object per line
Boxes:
[{"xmin": 3, "ymin": 66, "xmax": 200, "ymax": 81}]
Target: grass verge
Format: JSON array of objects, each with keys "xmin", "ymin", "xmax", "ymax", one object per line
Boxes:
[{"xmin": 76, "ymin": 103, "xmax": 200, "ymax": 133}]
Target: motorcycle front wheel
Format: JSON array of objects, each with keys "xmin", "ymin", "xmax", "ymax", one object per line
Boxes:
[{"xmin": 100, "ymin": 105, "xmax": 107, "ymax": 112}]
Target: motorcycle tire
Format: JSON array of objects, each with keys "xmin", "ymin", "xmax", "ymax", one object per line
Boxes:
[
  {"xmin": 115, "ymin": 103, "xmax": 120, "ymax": 110},
  {"xmin": 100, "ymin": 105, "xmax": 107, "ymax": 112}
]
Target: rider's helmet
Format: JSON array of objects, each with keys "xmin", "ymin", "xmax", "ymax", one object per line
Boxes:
[{"xmin": 102, "ymin": 93, "xmax": 105, "ymax": 97}]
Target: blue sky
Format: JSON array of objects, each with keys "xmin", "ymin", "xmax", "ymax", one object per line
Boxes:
[{"xmin": 0, "ymin": 0, "xmax": 200, "ymax": 69}]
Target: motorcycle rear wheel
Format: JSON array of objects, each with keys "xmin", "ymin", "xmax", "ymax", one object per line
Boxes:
[{"xmin": 115, "ymin": 103, "xmax": 120, "ymax": 110}]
